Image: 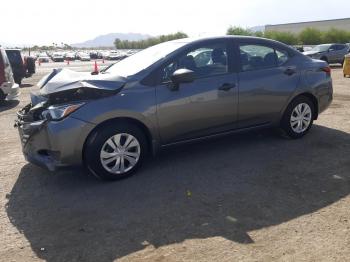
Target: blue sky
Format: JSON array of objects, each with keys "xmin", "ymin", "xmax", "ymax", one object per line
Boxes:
[{"xmin": 1, "ymin": 0, "xmax": 349, "ymax": 45}]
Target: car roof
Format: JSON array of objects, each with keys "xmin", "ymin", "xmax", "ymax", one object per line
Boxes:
[
  {"xmin": 169, "ymin": 35, "xmax": 300, "ymax": 55},
  {"xmin": 170, "ymin": 35, "xmax": 276, "ymax": 43},
  {"xmin": 170, "ymin": 35, "xmax": 296, "ymax": 47}
]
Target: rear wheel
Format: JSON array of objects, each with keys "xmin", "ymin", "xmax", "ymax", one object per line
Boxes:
[
  {"xmin": 84, "ymin": 122, "xmax": 148, "ymax": 181},
  {"xmin": 280, "ymin": 96, "xmax": 315, "ymax": 139}
]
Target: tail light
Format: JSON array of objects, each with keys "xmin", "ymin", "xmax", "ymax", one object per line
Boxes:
[{"xmin": 321, "ymin": 66, "xmax": 331, "ymax": 75}]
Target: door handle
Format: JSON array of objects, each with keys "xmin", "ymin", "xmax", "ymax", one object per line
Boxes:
[
  {"xmin": 218, "ymin": 83, "xmax": 236, "ymax": 91},
  {"xmin": 284, "ymin": 67, "xmax": 296, "ymax": 76}
]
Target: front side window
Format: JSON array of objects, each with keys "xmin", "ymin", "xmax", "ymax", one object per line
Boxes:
[
  {"xmin": 162, "ymin": 43, "xmax": 228, "ymax": 82},
  {"xmin": 240, "ymin": 44, "xmax": 290, "ymax": 71}
]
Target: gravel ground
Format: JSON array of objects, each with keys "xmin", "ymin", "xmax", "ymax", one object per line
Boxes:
[{"xmin": 0, "ymin": 63, "xmax": 349, "ymax": 262}]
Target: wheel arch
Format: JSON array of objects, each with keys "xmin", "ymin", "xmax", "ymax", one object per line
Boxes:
[
  {"xmin": 281, "ymin": 92, "xmax": 319, "ymax": 123},
  {"xmin": 82, "ymin": 117, "xmax": 155, "ymax": 164},
  {"xmin": 296, "ymin": 92, "xmax": 319, "ymax": 120}
]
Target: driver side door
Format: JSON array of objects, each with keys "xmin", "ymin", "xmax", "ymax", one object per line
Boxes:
[{"xmin": 155, "ymin": 40, "xmax": 239, "ymax": 144}]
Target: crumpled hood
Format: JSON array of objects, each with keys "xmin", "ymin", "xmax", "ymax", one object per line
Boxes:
[
  {"xmin": 39, "ymin": 68, "xmax": 127, "ymax": 95},
  {"xmin": 32, "ymin": 68, "xmax": 127, "ymax": 106}
]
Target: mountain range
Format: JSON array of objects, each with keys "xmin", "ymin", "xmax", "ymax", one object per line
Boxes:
[{"xmin": 72, "ymin": 33, "xmax": 152, "ymax": 48}]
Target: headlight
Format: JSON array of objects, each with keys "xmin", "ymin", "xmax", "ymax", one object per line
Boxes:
[{"xmin": 42, "ymin": 103, "xmax": 85, "ymax": 121}]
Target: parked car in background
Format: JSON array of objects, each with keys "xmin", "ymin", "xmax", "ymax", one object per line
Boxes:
[
  {"xmin": 106, "ymin": 51, "xmax": 120, "ymax": 60},
  {"xmin": 16, "ymin": 36, "xmax": 333, "ymax": 181},
  {"xmin": 51, "ymin": 52, "xmax": 65, "ymax": 62},
  {"xmin": 76, "ymin": 52, "xmax": 91, "ymax": 61},
  {"xmin": 0, "ymin": 47, "xmax": 19, "ymax": 101},
  {"xmin": 303, "ymin": 43, "xmax": 349, "ymax": 65},
  {"xmin": 5, "ymin": 49, "xmax": 26, "ymax": 85},
  {"xmin": 24, "ymin": 56, "xmax": 36, "ymax": 76},
  {"xmin": 89, "ymin": 51, "xmax": 99, "ymax": 59},
  {"xmin": 64, "ymin": 52, "xmax": 76, "ymax": 61},
  {"xmin": 37, "ymin": 53, "xmax": 50, "ymax": 63},
  {"xmin": 100, "ymin": 51, "xmax": 110, "ymax": 60}
]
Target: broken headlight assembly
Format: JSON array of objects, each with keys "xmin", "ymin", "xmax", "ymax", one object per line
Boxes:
[{"xmin": 41, "ymin": 103, "xmax": 85, "ymax": 121}]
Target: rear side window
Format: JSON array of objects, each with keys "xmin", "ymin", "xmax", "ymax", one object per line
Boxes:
[{"xmin": 239, "ymin": 44, "xmax": 290, "ymax": 71}]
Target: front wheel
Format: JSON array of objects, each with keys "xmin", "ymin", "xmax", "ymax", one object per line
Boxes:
[
  {"xmin": 320, "ymin": 57, "xmax": 328, "ymax": 64},
  {"xmin": 84, "ymin": 122, "xmax": 148, "ymax": 181},
  {"xmin": 280, "ymin": 96, "xmax": 315, "ymax": 139}
]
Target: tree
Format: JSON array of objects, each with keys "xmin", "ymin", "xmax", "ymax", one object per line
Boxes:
[
  {"xmin": 254, "ymin": 31, "xmax": 264, "ymax": 37},
  {"xmin": 264, "ymin": 31, "xmax": 299, "ymax": 45},
  {"xmin": 114, "ymin": 32, "xmax": 188, "ymax": 49},
  {"xmin": 322, "ymin": 28, "xmax": 350, "ymax": 44},
  {"xmin": 299, "ymin": 28, "xmax": 322, "ymax": 45},
  {"xmin": 227, "ymin": 26, "xmax": 253, "ymax": 36}
]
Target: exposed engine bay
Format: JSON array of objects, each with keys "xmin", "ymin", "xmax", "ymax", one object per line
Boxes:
[{"xmin": 16, "ymin": 68, "xmax": 126, "ymax": 122}]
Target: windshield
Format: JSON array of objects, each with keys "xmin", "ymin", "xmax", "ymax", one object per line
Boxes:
[
  {"xmin": 105, "ymin": 41, "xmax": 188, "ymax": 77},
  {"xmin": 311, "ymin": 44, "xmax": 331, "ymax": 52}
]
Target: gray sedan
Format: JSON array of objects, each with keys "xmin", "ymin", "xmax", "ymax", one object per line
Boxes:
[
  {"xmin": 303, "ymin": 43, "xmax": 349, "ymax": 65},
  {"xmin": 16, "ymin": 36, "xmax": 333, "ymax": 180}
]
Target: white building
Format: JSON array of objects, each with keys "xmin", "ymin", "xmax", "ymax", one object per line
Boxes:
[{"xmin": 265, "ymin": 18, "xmax": 350, "ymax": 33}]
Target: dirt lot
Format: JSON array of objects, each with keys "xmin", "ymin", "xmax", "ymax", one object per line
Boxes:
[{"xmin": 0, "ymin": 63, "xmax": 350, "ymax": 262}]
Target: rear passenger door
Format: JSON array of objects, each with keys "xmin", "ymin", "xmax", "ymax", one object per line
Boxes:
[{"xmin": 237, "ymin": 42, "xmax": 300, "ymax": 128}]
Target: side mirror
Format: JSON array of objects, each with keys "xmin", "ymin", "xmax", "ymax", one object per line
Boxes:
[{"xmin": 170, "ymin": 68, "xmax": 195, "ymax": 86}]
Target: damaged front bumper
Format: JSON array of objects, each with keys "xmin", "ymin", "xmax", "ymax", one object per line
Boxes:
[{"xmin": 15, "ymin": 104, "xmax": 95, "ymax": 171}]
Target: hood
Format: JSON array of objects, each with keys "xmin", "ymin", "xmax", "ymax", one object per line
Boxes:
[
  {"xmin": 32, "ymin": 68, "xmax": 127, "ymax": 106},
  {"xmin": 303, "ymin": 50, "xmax": 323, "ymax": 56}
]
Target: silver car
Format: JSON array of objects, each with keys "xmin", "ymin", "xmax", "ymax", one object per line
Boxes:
[
  {"xmin": 16, "ymin": 36, "xmax": 333, "ymax": 180},
  {"xmin": 303, "ymin": 43, "xmax": 350, "ymax": 65},
  {"xmin": 0, "ymin": 47, "xmax": 19, "ymax": 101}
]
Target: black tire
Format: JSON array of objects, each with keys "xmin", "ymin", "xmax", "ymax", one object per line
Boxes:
[
  {"xmin": 84, "ymin": 121, "xmax": 148, "ymax": 181},
  {"xmin": 15, "ymin": 77, "xmax": 22, "ymax": 86},
  {"xmin": 280, "ymin": 96, "xmax": 315, "ymax": 139},
  {"xmin": 320, "ymin": 57, "xmax": 328, "ymax": 63}
]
